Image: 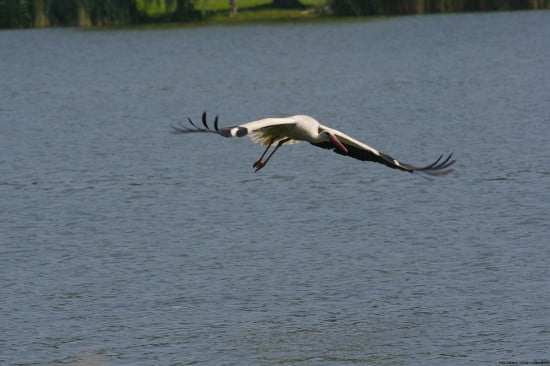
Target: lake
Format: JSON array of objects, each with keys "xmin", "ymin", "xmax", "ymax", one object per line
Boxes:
[{"xmin": 1, "ymin": 10, "xmax": 549, "ymax": 365}]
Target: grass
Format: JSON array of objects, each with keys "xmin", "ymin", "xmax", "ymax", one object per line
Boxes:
[
  {"xmin": 194, "ymin": 0, "xmax": 327, "ymax": 11},
  {"xmin": 137, "ymin": 0, "xmax": 331, "ymax": 23},
  {"xmin": 202, "ymin": 0, "xmax": 331, "ymax": 23}
]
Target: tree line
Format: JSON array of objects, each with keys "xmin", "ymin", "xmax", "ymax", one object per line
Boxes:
[
  {"xmin": 330, "ymin": 0, "xmax": 550, "ymax": 16},
  {"xmin": 1, "ymin": 0, "xmax": 549, "ymax": 28},
  {"xmin": 0, "ymin": 0, "xmax": 195, "ymax": 28}
]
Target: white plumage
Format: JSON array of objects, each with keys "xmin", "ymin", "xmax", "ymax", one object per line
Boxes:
[{"xmin": 172, "ymin": 112, "xmax": 455, "ymax": 175}]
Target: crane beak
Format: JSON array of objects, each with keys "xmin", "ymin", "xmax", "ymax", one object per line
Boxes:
[{"xmin": 329, "ymin": 135, "xmax": 348, "ymax": 154}]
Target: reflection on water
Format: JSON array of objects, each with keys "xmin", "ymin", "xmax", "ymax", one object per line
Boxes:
[{"xmin": 1, "ymin": 10, "xmax": 549, "ymax": 365}]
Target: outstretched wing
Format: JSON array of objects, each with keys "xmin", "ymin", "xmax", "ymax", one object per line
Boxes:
[
  {"xmin": 312, "ymin": 124, "xmax": 456, "ymax": 176},
  {"xmin": 171, "ymin": 111, "xmax": 235, "ymax": 137},
  {"xmin": 172, "ymin": 111, "xmax": 299, "ymax": 146}
]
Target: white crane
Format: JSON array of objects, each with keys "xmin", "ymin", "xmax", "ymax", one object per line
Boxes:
[{"xmin": 172, "ymin": 112, "xmax": 456, "ymax": 175}]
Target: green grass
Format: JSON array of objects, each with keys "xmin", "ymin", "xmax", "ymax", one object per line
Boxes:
[
  {"xmin": 205, "ymin": 10, "xmax": 308, "ymax": 22},
  {"xmin": 194, "ymin": 0, "xmax": 326, "ymax": 11},
  {"xmin": 137, "ymin": 0, "xmax": 330, "ymax": 23},
  {"xmin": 199, "ymin": 0, "xmax": 330, "ymax": 22},
  {"xmin": 135, "ymin": 0, "xmax": 177, "ymax": 15}
]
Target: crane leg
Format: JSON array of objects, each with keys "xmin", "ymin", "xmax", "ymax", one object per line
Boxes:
[
  {"xmin": 253, "ymin": 138, "xmax": 290, "ymax": 172},
  {"xmin": 252, "ymin": 139, "xmax": 275, "ymax": 169}
]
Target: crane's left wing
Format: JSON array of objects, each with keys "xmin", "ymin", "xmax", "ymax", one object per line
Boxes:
[{"xmin": 172, "ymin": 111, "xmax": 299, "ymax": 146}]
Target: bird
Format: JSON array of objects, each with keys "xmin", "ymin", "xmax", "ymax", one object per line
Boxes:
[{"xmin": 171, "ymin": 111, "xmax": 456, "ymax": 175}]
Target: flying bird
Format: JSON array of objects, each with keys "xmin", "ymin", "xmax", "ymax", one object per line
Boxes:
[{"xmin": 172, "ymin": 112, "xmax": 456, "ymax": 175}]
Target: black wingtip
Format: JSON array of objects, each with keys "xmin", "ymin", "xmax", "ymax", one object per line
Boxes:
[
  {"xmin": 415, "ymin": 153, "xmax": 456, "ymax": 176},
  {"xmin": 214, "ymin": 115, "xmax": 219, "ymax": 132},
  {"xmin": 171, "ymin": 120, "xmax": 194, "ymax": 134},
  {"xmin": 170, "ymin": 124, "xmax": 183, "ymax": 134},
  {"xmin": 187, "ymin": 117, "xmax": 198, "ymax": 129},
  {"xmin": 201, "ymin": 111, "xmax": 209, "ymax": 129},
  {"xmin": 171, "ymin": 111, "xmax": 225, "ymax": 135}
]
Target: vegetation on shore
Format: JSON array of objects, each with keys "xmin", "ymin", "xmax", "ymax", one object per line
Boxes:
[
  {"xmin": 331, "ymin": 0, "xmax": 550, "ymax": 16},
  {"xmin": 1, "ymin": 0, "xmax": 549, "ymax": 28}
]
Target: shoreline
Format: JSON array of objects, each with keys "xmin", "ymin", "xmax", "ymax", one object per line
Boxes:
[{"xmin": 2, "ymin": 3, "xmax": 549, "ymax": 30}]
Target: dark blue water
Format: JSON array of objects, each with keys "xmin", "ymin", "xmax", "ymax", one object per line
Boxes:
[{"xmin": 1, "ymin": 11, "xmax": 549, "ymax": 365}]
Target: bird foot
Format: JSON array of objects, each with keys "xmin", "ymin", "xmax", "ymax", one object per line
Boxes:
[{"xmin": 253, "ymin": 160, "xmax": 266, "ymax": 172}]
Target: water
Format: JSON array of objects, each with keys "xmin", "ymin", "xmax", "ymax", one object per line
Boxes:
[{"xmin": 1, "ymin": 11, "xmax": 549, "ymax": 365}]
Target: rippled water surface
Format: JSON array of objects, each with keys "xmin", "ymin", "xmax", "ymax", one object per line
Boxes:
[{"xmin": 1, "ymin": 10, "xmax": 549, "ymax": 365}]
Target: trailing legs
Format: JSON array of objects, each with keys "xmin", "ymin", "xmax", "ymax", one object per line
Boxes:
[{"xmin": 252, "ymin": 138, "xmax": 291, "ymax": 172}]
